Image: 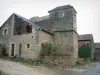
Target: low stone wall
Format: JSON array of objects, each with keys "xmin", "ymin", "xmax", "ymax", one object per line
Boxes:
[{"xmin": 40, "ymin": 56, "xmax": 76, "ymax": 68}]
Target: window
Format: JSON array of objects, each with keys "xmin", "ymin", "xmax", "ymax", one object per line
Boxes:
[
  {"xmin": 3, "ymin": 28, "xmax": 8, "ymax": 35},
  {"xmin": 86, "ymin": 42, "xmax": 89, "ymax": 46},
  {"xmin": 26, "ymin": 44, "xmax": 30, "ymax": 48},
  {"xmin": 0, "ymin": 42, "xmax": 2, "ymax": 46},
  {"xmin": 59, "ymin": 11, "xmax": 64, "ymax": 18}
]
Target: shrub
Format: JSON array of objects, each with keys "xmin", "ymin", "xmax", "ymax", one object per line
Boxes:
[
  {"xmin": 40, "ymin": 41, "xmax": 57, "ymax": 56},
  {"xmin": 0, "ymin": 44, "xmax": 8, "ymax": 57},
  {"xmin": 75, "ymin": 58, "xmax": 85, "ymax": 65}
]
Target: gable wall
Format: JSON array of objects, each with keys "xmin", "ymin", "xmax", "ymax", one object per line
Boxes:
[{"xmin": 0, "ymin": 14, "xmax": 14, "ymax": 53}]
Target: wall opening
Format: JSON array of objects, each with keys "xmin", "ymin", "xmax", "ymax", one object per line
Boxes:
[
  {"xmin": 19, "ymin": 44, "xmax": 22, "ymax": 57},
  {"xmin": 11, "ymin": 44, "xmax": 15, "ymax": 56}
]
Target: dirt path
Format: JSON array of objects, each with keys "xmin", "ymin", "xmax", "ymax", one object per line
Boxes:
[
  {"xmin": 0, "ymin": 59, "xmax": 57, "ymax": 75},
  {"xmin": 0, "ymin": 59, "xmax": 99, "ymax": 75}
]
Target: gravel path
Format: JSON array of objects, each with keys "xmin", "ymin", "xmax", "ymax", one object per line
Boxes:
[
  {"xmin": 0, "ymin": 59, "xmax": 56, "ymax": 75},
  {"xmin": 0, "ymin": 59, "xmax": 99, "ymax": 75}
]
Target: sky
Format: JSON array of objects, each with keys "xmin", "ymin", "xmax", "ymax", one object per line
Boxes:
[{"xmin": 0, "ymin": 0, "xmax": 100, "ymax": 42}]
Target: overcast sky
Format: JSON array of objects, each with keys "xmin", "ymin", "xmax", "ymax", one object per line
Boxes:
[{"xmin": 0, "ymin": 0, "xmax": 100, "ymax": 42}]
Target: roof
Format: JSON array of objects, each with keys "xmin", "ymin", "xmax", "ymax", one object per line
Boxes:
[
  {"xmin": 95, "ymin": 43, "xmax": 100, "ymax": 48},
  {"xmin": 35, "ymin": 19, "xmax": 53, "ymax": 34},
  {"xmin": 48, "ymin": 5, "xmax": 77, "ymax": 13},
  {"xmin": 29, "ymin": 15, "xmax": 49, "ymax": 23},
  {"xmin": 14, "ymin": 13, "xmax": 53, "ymax": 34},
  {"xmin": 78, "ymin": 34, "xmax": 93, "ymax": 41},
  {"xmin": 13, "ymin": 13, "xmax": 40, "ymax": 29}
]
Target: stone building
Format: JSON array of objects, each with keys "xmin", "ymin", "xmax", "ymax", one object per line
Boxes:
[
  {"xmin": 94, "ymin": 43, "xmax": 100, "ymax": 60},
  {"xmin": 0, "ymin": 5, "xmax": 78, "ymax": 60}
]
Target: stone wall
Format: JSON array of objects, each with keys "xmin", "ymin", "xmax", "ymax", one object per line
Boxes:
[
  {"xmin": 0, "ymin": 14, "xmax": 14, "ymax": 53},
  {"xmin": 53, "ymin": 31, "xmax": 78, "ymax": 60},
  {"xmin": 49, "ymin": 8, "xmax": 77, "ymax": 31},
  {"xmin": 9, "ymin": 27, "xmax": 53, "ymax": 60},
  {"xmin": 38, "ymin": 30, "xmax": 53, "ymax": 44},
  {"xmin": 73, "ymin": 32, "xmax": 78, "ymax": 59}
]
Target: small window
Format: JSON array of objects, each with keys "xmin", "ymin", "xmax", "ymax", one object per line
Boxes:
[
  {"xmin": 0, "ymin": 42, "xmax": 2, "ymax": 46},
  {"xmin": 3, "ymin": 28, "xmax": 8, "ymax": 35},
  {"xmin": 26, "ymin": 44, "xmax": 30, "ymax": 48},
  {"xmin": 59, "ymin": 11, "xmax": 64, "ymax": 18},
  {"xmin": 86, "ymin": 42, "xmax": 89, "ymax": 46}
]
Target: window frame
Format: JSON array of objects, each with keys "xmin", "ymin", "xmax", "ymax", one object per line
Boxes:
[
  {"xmin": 86, "ymin": 42, "xmax": 90, "ymax": 46},
  {"xmin": 3, "ymin": 28, "xmax": 8, "ymax": 35},
  {"xmin": 59, "ymin": 11, "xmax": 65, "ymax": 18},
  {"xmin": 0, "ymin": 42, "xmax": 2, "ymax": 46},
  {"xmin": 26, "ymin": 44, "xmax": 31, "ymax": 49}
]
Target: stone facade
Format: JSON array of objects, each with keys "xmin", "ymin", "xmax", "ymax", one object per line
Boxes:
[
  {"xmin": 48, "ymin": 5, "xmax": 78, "ymax": 59},
  {"xmin": 0, "ymin": 5, "xmax": 78, "ymax": 60},
  {"xmin": 94, "ymin": 43, "xmax": 100, "ymax": 60}
]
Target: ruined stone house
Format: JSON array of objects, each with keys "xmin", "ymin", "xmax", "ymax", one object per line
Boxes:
[{"xmin": 0, "ymin": 5, "xmax": 78, "ymax": 60}]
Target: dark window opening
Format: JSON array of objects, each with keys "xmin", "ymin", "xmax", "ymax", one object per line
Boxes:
[
  {"xmin": 11, "ymin": 44, "xmax": 15, "ymax": 56},
  {"xmin": 86, "ymin": 42, "xmax": 89, "ymax": 46},
  {"xmin": 26, "ymin": 25, "xmax": 32, "ymax": 33},
  {"xmin": 26, "ymin": 44, "xmax": 30, "ymax": 48},
  {"xmin": 0, "ymin": 42, "xmax": 2, "ymax": 46},
  {"xmin": 4, "ymin": 29, "xmax": 8, "ymax": 35}
]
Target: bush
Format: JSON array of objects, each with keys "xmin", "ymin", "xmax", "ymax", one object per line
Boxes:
[
  {"xmin": 0, "ymin": 44, "xmax": 8, "ymax": 57},
  {"xmin": 75, "ymin": 58, "xmax": 85, "ymax": 65},
  {"xmin": 40, "ymin": 41, "xmax": 57, "ymax": 56}
]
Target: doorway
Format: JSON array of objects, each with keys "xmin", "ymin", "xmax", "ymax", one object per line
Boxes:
[
  {"xmin": 11, "ymin": 44, "xmax": 15, "ymax": 56},
  {"xmin": 19, "ymin": 44, "xmax": 22, "ymax": 57}
]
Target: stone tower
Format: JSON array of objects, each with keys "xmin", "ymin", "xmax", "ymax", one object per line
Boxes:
[{"xmin": 48, "ymin": 5, "xmax": 78, "ymax": 59}]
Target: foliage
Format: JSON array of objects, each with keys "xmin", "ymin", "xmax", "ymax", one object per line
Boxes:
[
  {"xmin": 78, "ymin": 44, "xmax": 91, "ymax": 58},
  {"xmin": 75, "ymin": 58, "xmax": 85, "ymax": 65},
  {"xmin": 40, "ymin": 41, "xmax": 57, "ymax": 56},
  {"xmin": 0, "ymin": 44, "xmax": 8, "ymax": 57}
]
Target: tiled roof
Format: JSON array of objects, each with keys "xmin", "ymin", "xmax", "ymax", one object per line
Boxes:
[
  {"xmin": 78, "ymin": 34, "xmax": 93, "ymax": 41},
  {"xmin": 95, "ymin": 43, "xmax": 100, "ymax": 48}
]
